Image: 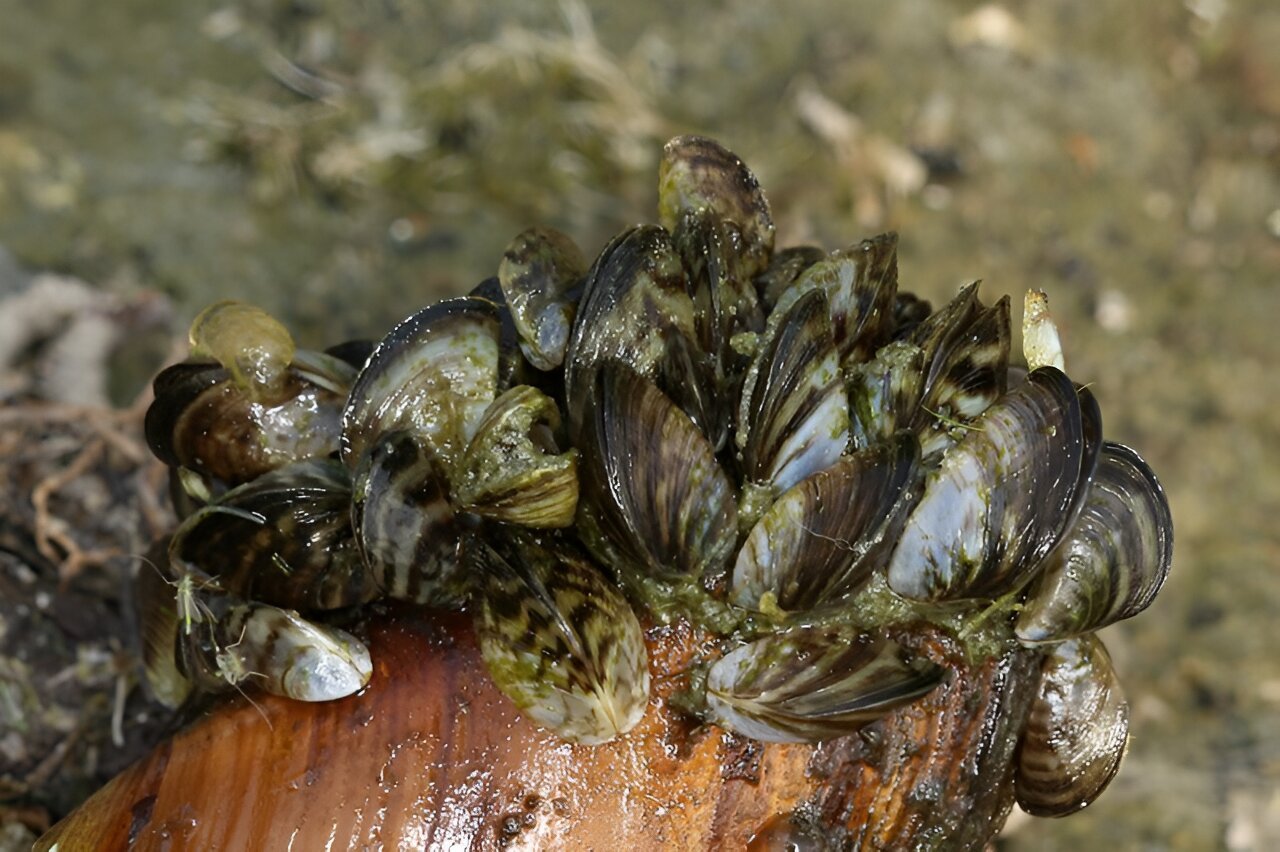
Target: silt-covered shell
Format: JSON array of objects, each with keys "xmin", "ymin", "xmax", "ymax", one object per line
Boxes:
[{"xmin": 497, "ymin": 226, "xmax": 586, "ymax": 371}]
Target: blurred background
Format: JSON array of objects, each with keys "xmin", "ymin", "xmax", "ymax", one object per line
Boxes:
[{"xmin": 1, "ymin": 0, "xmax": 1278, "ymax": 848}]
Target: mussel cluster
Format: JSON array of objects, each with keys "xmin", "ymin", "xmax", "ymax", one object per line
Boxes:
[{"xmin": 139, "ymin": 136, "xmax": 1172, "ymax": 821}]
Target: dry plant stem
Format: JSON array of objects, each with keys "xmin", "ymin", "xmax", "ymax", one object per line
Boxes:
[{"xmin": 7, "ymin": 395, "xmax": 168, "ymax": 582}]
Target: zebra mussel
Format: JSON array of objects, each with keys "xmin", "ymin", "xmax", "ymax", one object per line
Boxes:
[{"xmin": 137, "ymin": 135, "xmax": 1172, "ymax": 827}]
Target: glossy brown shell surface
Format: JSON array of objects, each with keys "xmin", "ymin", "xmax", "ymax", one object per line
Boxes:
[{"xmin": 40, "ymin": 612, "xmax": 1037, "ymax": 851}]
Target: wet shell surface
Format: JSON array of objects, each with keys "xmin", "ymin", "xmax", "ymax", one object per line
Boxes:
[
  {"xmin": 1015, "ymin": 635, "xmax": 1130, "ymax": 817},
  {"xmin": 55, "ymin": 133, "xmax": 1177, "ymax": 849},
  {"xmin": 38, "ymin": 612, "xmax": 1039, "ymax": 851}
]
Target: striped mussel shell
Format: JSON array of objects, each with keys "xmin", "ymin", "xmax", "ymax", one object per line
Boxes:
[
  {"xmin": 497, "ymin": 226, "xmax": 586, "ymax": 371},
  {"xmin": 451, "ymin": 385, "xmax": 579, "ymax": 528},
  {"xmin": 736, "ymin": 287, "xmax": 850, "ymax": 508},
  {"xmin": 118, "ymin": 134, "xmax": 1176, "ymax": 843},
  {"xmin": 471, "ymin": 532, "xmax": 649, "ymax": 745},
  {"xmin": 167, "ymin": 458, "xmax": 376, "ymax": 611},
  {"xmin": 349, "ymin": 429, "xmax": 464, "ymax": 606},
  {"xmin": 731, "ymin": 432, "xmax": 919, "ymax": 615},
  {"xmin": 848, "ymin": 282, "xmax": 1010, "ymax": 461},
  {"xmin": 1016, "ymin": 441, "xmax": 1174, "ymax": 643},
  {"xmin": 577, "ymin": 362, "xmax": 737, "ymax": 589},
  {"xmin": 562, "ymin": 224, "xmax": 700, "ymax": 442},
  {"xmin": 657, "ymin": 135, "xmax": 775, "ymax": 280},
  {"xmin": 886, "ymin": 366, "xmax": 1102, "ymax": 602},
  {"xmin": 669, "ymin": 207, "xmax": 764, "ymax": 450},
  {"xmin": 1015, "ymin": 635, "xmax": 1129, "ymax": 816},
  {"xmin": 770, "ymin": 232, "xmax": 899, "ymax": 370},
  {"xmin": 178, "ymin": 596, "xmax": 372, "ymax": 703},
  {"xmin": 705, "ymin": 625, "xmax": 945, "ymax": 743}
]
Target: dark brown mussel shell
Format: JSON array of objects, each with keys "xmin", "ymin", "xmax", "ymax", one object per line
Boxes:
[
  {"xmin": 670, "ymin": 209, "xmax": 765, "ymax": 449},
  {"xmin": 577, "ymin": 363, "xmax": 736, "ymax": 587},
  {"xmin": 562, "ymin": 225, "xmax": 698, "ymax": 440},
  {"xmin": 1017, "ymin": 441, "xmax": 1174, "ymax": 643},
  {"xmin": 1015, "ymin": 635, "xmax": 1130, "ymax": 817},
  {"xmin": 145, "ymin": 354, "xmax": 352, "ymax": 488}
]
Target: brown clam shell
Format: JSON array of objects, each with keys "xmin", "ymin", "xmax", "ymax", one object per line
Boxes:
[{"xmin": 39, "ymin": 612, "xmax": 1038, "ymax": 850}]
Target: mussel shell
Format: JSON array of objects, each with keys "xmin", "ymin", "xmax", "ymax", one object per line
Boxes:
[
  {"xmin": 134, "ymin": 537, "xmax": 192, "ymax": 708},
  {"xmin": 1015, "ymin": 635, "xmax": 1129, "ymax": 817},
  {"xmin": 705, "ymin": 626, "xmax": 945, "ymax": 743},
  {"xmin": 145, "ymin": 360, "xmax": 348, "ymax": 486},
  {"xmin": 887, "ymin": 366, "xmax": 1097, "ymax": 601},
  {"xmin": 671, "ymin": 209, "xmax": 765, "ymax": 448},
  {"xmin": 562, "ymin": 225, "xmax": 697, "ymax": 440},
  {"xmin": 907, "ymin": 284, "xmax": 1011, "ymax": 458},
  {"xmin": 579, "ymin": 363, "xmax": 737, "ymax": 585},
  {"xmin": 673, "ymin": 208, "xmax": 765, "ymax": 366},
  {"xmin": 851, "ymin": 284, "xmax": 1010, "ymax": 460},
  {"xmin": 472, "ymin": 533, "xmax": 649, "ymax": 745},
  {"xmin": 498, "ymin": 226, "xmax": 586, "ymax": 371},
  {"xmin": 168, "ymin": 459, "xmax": 375, "ymax": 611},
  {"xmin": 890, "ymin": 291, "xmax": 933, "ymax": 338},
  {"xmin": 181, "ymin": 598, "xmax": 372, "ymax": 702},
  {"xmin": 657, "ymin": 135, "xmax": 775, "ymax": 278},
  {"xmin": 39, "ymin": 612, "xmax": 1041, "ymax": 851},
  {"xmin": 1016, "ymin": 442, "xmax": 1173, "ymax": 643},
  {"xmin": 468, "ymin": 276, "xmax": 531, "ymax": 390},
  {"xmin": 452, "ymin": 385, "xmax": 579, "ymax": 528},
  {"xmin": 756, "ymin": 245, "xmax": 825, "ymax": 310},
  {"xmin": 351, "ymin": 430, "xmax": 464, "ymax": 605},
  {"xmin": 772, "ymin": 232, "xmax": 899, "ymax": 370},
  {"xmin": 737, "ymin": 287, "xmax": 850, "ymax": 495},
  {"xmin": 847, "ymin": 339, "xmax": 925, "ymax": 450},
  {"xmin": 341, "ymin": 297, "xmax": 501, "ymax": 471},
  {"xmin": 732, "ymin": 432, "xmax": 920, "ymax": 614},
  {"xmin": 187, "ymin": 300, "xmax": 296, "ymax": 393}
]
